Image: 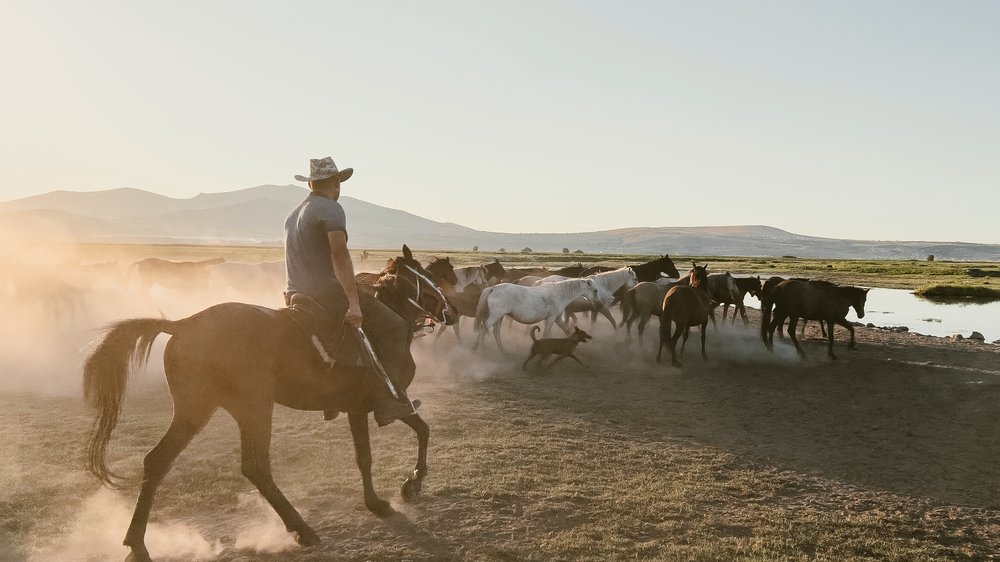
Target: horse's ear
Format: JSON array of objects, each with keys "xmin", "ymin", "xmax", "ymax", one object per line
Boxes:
[{"xmin": 402, "ymin": 245, "xmax": 413, "ymax": 260}]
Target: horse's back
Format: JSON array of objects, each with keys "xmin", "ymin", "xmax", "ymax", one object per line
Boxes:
[
  {"xmin": 773, "ymin": 280, "xmax": 851, "ymax": 320},
  {"xmin": 662, "ymin": 285, "xmax": 711, "ymax": 326}
]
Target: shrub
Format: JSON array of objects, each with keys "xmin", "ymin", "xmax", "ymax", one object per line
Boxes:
[
  {"xmin": 562, "ymin": 248, "xmax": 569, "ymax": 254},
  {"xmin": 926, "ymin": 254, "xmax": 935, "ymax": 261},
  {"xmin": 521, "ymin": 247, "xmax": 533, "ymax": 254},
  {"xmin": 473, "ymin": 245, "xmax": 479, "ymax": 252}
]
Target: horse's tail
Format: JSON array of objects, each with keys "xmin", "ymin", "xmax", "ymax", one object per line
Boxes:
[
  {"xmin": 529, "ymin": 325, "xmax": 540, "ymax": 342},
  {"xmin": 759, "ymin": 293, "xmax": 774, "ymax": 345},
  {"xmin": 474, "ymin": 286, "xmax": 494, "ymax": 332},
  {"xmin": 83, "ymin": 317, "xmax": 178, "ymax": 488},
  {"xmin": 620, "ymin": 287, "xmax": 636, "ymax": 328}
]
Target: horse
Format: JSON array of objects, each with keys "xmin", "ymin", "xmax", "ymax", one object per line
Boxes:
[
  {"xmin": 499, "ymin": 266, "xmax": 551, "ymax": 284},
  {"xmin": 435, "ymin": 282, "xmax": 485, "ymax": 341},
  {"xmin": 534, "ymin": 267, "xmax": 638, "ymax": 328},
  {"xmin": 473, "ymin": 278, "xmax": 600, "ymax": 352},
  {"xmin": 721, "ymin": 276, "xmax": 761, "ymax": 325},
  {"xmin": 656, "ymin": 264, "xmax": 712, "ymax": 367},
  {"xmin": 630, "ymin": 254, "xmax": 680, "ymax": 283},
  {"xmin": 759, "ymin": 276, "xmax": 826, "ymax": 341},
  {"xmin": 209, "ymin": 260, "xmax": 286, "ymax": 298},
  {"xmin": 620, "ymin": 277, "xmax": 679, "ymax": 344},
  {"xmin": 762, "ymin": 279, "xmax": 868, "ymax": 360},
  {"xmin": 423, "ymin": 256, "xmax": 459, "ymax": 288},
  {"xmin": 450, "ymin": 259, "xmax": 505, "ymax": 292},
  {"xmin": 127, "ymin": 257, "xmax": 225, "ymax": 297},
  {"xmin": 82, "ymin": 245, "xmax": 454, "ymax": 562}
]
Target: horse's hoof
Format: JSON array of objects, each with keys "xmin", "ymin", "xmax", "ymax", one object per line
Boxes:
[
  {"xmin": 293, "ymin": 527, "xmax": 321, "ymax": 547},
  {"xmin": 401, "ymin": 477, "xmax": 422, "ymax": 502},
  {"xmin": 366, "ymin": 497, "xmax": 395, "ymax": 518}
]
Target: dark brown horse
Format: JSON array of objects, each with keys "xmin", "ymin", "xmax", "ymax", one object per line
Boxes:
[
  {"xmin": 762, "ymin": 279, "xmax": 868, "ymax": 360},
  {"xmin": 656, "ymin": 264, "xmax": 712, "ymax": 367},
  {"xmin": 83, "ymin": 245, "xmax": 453, "ymax": 562},
  {"xmin": 721, "ymin": 276, "xmax": 761, "ymax": 325}
]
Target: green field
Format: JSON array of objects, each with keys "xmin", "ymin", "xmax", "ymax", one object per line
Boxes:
[{"xmin": 67, "ymin": 242, "xmax": 1000, "ymax": 294}]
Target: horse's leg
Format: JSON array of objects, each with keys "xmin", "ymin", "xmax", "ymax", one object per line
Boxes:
[
  {"xmin": 348, "ymin": 411, "xmax": 394, "ymax": 517},
  {"xmin": 492, "ymin": 319, "xmax": 506, "ymax": 353},
  {"xmin": 549, "ymin": 316, "xmax": 567, "ymax": 337},
  {"xmin": 787, "ymin": 317, "xmax": 805, "ymax": 358},
  {"xmin": 234, "ymin": 402, "xmax": 320, "ymax": 545},
  {"xmin": 670, "ymin": 325, "xmax": 685, "ymax": 367},
  {"xmin": 637, "ymin": 313, "xmax": 650, "ymax": 346},
  {"xmin": 680, "ymin": 326, "xmax": 690, "ymax": 357},
  {"xmin": 123, "ymin": 401, "xmax": 215, "ymax": 562},
  {"xmin": 597, "ymin": 305, "xmax": 618, "ymax": 329},
  {"xmin": 826, "ymin": 319, "xmax": 838, "ymax": 360},
  {"xmin": 738, "ymin": 301, "xmax": 749, "ymax": 325},
  {"xmin": 398, "ymin": 413, "xmax": 430, "ymax": 502},
  {"xmin": 842, "ymin": 319, "xmax": 857, "ymax": 350},
  {"xmin": 655, "ymin": 317, "xmax": 670, "ymax": 364},
  {"xmin": 700, "ymin": 321, "xmax": 708, "ymax": 360}
]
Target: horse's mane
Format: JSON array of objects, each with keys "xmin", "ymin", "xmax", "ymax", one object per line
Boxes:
[
  {"xmin": 587, "ymin": 266, "xmax": 635, "ymax": 292},
  {"xmin": 538, "ymin": 277, "xmax": 593, "ymax": 301}
]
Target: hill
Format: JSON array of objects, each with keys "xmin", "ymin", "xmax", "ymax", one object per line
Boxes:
[{"xmin": 1, "ymin": 186, "xmax": 998, "ymax": 260}]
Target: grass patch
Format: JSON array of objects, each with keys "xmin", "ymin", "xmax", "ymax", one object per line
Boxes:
[{"xmin": 913, "ymin": 284, "xmax": 1000, "ymax": 299}]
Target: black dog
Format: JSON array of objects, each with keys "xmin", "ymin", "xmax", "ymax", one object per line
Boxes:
[{"xmin": 522, "ymin": 326, "xmax": 593, "ymax": 370}]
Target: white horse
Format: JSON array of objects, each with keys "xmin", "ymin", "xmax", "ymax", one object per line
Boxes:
[
  {"xmin": 535, "ymin": 266, "xmax": 638, "ymax": 328},
  {"xmin": 473, "ymin": 278, "xmax": 599, "ymax": 352}
]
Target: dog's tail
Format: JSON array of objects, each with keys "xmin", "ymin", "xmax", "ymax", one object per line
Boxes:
[{"xmin": 529, "ymin": 325, "xmax": 540, "ymax": 342}]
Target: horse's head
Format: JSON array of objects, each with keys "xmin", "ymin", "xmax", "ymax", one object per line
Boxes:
[
  {"xmin": 425, "ymin": 256, "xmax": 458, "ymax": 287},
  {"xmin": 688, "ymin": 263, "xmax": 709, "ymax": 289},
  {"xmin": 746, "ymin": 275, "xmax": 763, "ymax": 298},
  {"xmin": 624, "ymin": 267, "xmax": 639, "ymax": 290},
  {"xmin": 483, "ymin": 258, "xmax": 506, "ymax": 285},
  {"xmin": 582, "ymin": 277, "xmax": 600, "ymax": 303},
  {"xmin": 374, "ymin": 245, "xmax": 456, "ymax": 325},
  {"xmin": 851, "ymin": 287, "xmax": 870, "ymax": 319},
  {"xmin": 659, "ymin": 254, "xmax": 680, "ymax": 279}
]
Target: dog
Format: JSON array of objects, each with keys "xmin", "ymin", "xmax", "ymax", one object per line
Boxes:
[{"xmin": 522, "ymin": 325, "xmax": 593, "ymax": 370}]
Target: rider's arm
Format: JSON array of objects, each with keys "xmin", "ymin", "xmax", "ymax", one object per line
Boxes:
[{"xmin": 328, "ymin": 230, "xmax": 362, "ymax": 327}]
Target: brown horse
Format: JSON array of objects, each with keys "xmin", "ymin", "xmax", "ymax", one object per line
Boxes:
[
  {"xmin": 83, "ymin": 245, "xmax": 453, "ymax": 562},
  {"xmin": 127, "ymin": 257, "xmax": 225, "ymax": 296},
  {"xmin": 762, "ymin": 279, "xmax": 868, "ymax": 360},
  {"xmin": 656, "ymin": 264, "xmax": 712, "ymax": 367}
]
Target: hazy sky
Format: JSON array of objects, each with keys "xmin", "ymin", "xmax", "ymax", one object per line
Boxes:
[{"xmin": 2, "ymin": 1, "xmax": 997, "ymax": 243}]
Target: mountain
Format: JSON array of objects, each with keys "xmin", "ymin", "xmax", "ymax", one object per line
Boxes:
[{"xmin": 1, "ymin": 186, "xmax": 998, "ymax": 260}]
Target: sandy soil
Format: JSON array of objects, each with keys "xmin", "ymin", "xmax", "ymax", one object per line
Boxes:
[{"xmin": 2, "ymin": 308, "xmax": 999, "ymax": 561}]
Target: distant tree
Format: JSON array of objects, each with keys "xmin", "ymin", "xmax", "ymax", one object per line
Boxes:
[
  {"xmin": 472, "ymin": 245, "xmax": 479, "ymax": 252},
  {"xmin": 562, "ymin": 247, "xmax": 569, "ymax": 254},
  {"xmin": 926, "ymin": 254, "xmax": 935, "ymax": 261},
  {"xmin": 573, "ymin": 249, "xmax": 584, "ymax": 254},
  {"xmin": 521, "ymin": 247, "xmax": 533, "ymax": 254},
  {"xmin": 498, "ymin": 248, "xmax": 506, "ymax": 253}
]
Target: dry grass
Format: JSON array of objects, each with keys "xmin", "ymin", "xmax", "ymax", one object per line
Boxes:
[{"xmin": 4, "ymin": 317, "xmax": 1000, "ymax": 561}]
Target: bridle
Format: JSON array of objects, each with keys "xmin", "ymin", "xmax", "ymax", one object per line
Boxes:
[{"xmin": 398, "ymin": 264, "xmax": 452, "ymax": 324}]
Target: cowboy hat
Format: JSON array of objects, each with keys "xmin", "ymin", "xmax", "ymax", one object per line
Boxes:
[{"xmin": 294, "ymin": 156, "xmax": 354, "ymax": 183}]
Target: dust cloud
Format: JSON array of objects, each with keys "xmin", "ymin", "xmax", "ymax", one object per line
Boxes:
[
  {"xmin": 29, "ymin": 488, "xmax": 223, "ymax": 562},
  {"xmin": 0, "ymin": 236, "xmax": 285, "ymax": 397}
]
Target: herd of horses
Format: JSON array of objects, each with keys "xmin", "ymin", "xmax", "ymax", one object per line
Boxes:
[{"xmin": 78, "ymin": 246, "xmax": 868, "ymax": 561}]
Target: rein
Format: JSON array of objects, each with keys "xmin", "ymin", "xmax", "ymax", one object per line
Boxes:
[{"xmin": 399, "ymin": 264, "xmax": 452, "ymax": 324}]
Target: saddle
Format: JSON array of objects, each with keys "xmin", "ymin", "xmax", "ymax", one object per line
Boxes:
[{"xmin": 280, "ymin": 292, "xmax": 360, "ymax": 370}]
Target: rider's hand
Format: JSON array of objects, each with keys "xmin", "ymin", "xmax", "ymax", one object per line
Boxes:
[{"xmin": 346, "ymin": 306, "xmax": 363, "ymax": 329}]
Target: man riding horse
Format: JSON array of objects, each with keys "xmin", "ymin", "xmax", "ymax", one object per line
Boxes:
[{"xmin": 284, "ymin": 156, "xmax": 419, "ymax": 426}]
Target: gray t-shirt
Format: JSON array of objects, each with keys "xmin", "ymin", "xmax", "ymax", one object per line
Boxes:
[{"xmin": 284, "ymin": 193, "xmax": 348, "ymax": 299}]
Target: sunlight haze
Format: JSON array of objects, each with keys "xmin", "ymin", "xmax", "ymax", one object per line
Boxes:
[{"xmin": 1, "ymin": 1, "xmax": 997, "ymax": 243}]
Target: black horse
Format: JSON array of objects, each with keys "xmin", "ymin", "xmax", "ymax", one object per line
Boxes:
[{"xmin": 83, "ymin": 245, "xmax": 455, "ymax": 562}]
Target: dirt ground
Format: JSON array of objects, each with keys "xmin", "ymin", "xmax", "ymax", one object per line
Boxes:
[{"xmin": 2, "ymin": 307, "xmax": 1000, "ymax": 561}]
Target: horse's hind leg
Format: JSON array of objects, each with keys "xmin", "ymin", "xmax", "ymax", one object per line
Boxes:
[
  {"xmin": 700, "ymin": 321, "xmax": 708, "ymax": 360},
  {"xmin": 124, "ymin": 398, "xmax": 215, "ymax": 562},
  {"xmin": 348, "ymin": 411, "xmax": 394, "ymax": 517},
  {"xmin": 826, "ymin": 320, "xmax": 838, "ymax": 360},
  {"xmin": 399, "ymin": 414, "xmax": 430, "ymax": 502},
  {"xmin": 233, "ymin": 403, "xmax": 319, "ymax": 546},
  {"xmin": 787, "ymin": 317, "xmax": 806, "ymax": 358}
]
